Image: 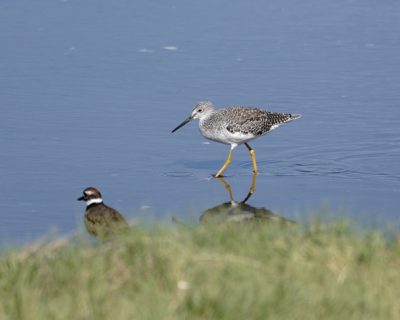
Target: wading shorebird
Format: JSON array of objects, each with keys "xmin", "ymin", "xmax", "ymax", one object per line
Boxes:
[
  {"xmin": 171, "ymin": 101, "xmax": 301, "ymax": 177},
  {"xmin": 78, "ymin": 187, "xmax": 129, "ymax": 238}
]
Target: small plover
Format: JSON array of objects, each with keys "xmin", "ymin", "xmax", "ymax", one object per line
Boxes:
[{"xmin": 77, "ymin": 187, "xmax": 129, "ymax": 237}]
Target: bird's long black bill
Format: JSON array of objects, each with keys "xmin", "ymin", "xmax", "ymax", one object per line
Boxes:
[
  {"xmin": 77, "ymin": 196, "xmax": 84, "ymax": 201},
  {"xmin": 171, "ymin": 116, "xmax": 193, "ymax": 133}
]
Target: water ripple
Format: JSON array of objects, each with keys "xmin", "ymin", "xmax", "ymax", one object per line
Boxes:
[{"xmin": 163, "ymin": 171, "xmax": 194, "ymax": 178}]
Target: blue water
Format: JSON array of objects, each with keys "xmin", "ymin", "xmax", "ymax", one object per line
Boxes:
[{"xmin": 1, "ymin": 0, "xmax": 400, "ymax": 243}]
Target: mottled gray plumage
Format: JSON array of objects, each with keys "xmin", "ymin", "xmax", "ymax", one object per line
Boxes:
[
  {"xmin": 171, "ymin": 101, "xmax": 301, "ymax": 176},
  {"xmin": 199, "ymin": 106, "xmax": 300, "ymax": 145}
]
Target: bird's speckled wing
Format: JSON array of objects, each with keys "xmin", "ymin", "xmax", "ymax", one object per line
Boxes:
[{"xmin": 222, "ymin": 107, "xmax": 297, "ymax": 136}]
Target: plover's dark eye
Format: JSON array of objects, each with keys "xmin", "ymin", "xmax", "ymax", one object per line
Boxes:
[{"xmin": 198, "ymin": 109, "xmax": 202, "ymax": 112}]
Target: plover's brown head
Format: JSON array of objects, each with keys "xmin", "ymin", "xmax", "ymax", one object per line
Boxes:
[{"xmin": 78, "ymin": 187, "xmax": 103, "ymax": 205}]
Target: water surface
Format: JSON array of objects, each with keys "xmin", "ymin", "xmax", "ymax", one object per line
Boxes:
[{"xmin": 1, "ymin": 0, "xmax": 400, "ymax": 243}]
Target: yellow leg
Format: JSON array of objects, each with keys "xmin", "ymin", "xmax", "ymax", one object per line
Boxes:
[
  {"xmin": 249, "ymin": 171, "xmax": 257, "ymax": 194},
  {"xmin": 215, "ymin": 149, "xmax": 234, "ymax": 178},
  {"xmin": 244, "ymin": 143, "xmax": 258, "ymax": 174},
  {"xmin": 216, "ymin": 177, "xmax": 234, "ymax": 202},
  {"xmin": 241, "ymin": 172, "xmax": 257, "ymax": 203}
]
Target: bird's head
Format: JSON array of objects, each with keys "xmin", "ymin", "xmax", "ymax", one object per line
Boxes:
[
  {"xmin": 78, "ymin": 187, "xmax": 103, "ymax": 206},
  {"xmin": 171, "ymin": 101, "xmax": 215, "ymax": 133}
]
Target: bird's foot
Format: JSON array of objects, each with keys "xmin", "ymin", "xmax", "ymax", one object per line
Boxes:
[{"xmin": 212, "ymin": 173, "xmax": 229, "ymax": 178}]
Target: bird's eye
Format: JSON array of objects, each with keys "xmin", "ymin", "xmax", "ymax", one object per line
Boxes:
[{"xmin": 198, "ymin": 109, "xmax": 202, "ymax": 113}]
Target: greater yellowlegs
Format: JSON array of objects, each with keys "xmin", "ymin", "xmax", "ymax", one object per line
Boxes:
[
  {"xmin": 171, "ymin": 101, "xmax": 301, "ymax": 177},
  {"xmin": 78, "ymin": 187, "xmax": 129, "ymax": 238}
]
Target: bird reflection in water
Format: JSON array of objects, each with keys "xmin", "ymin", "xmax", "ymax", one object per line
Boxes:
[{"xmin": 200, "ymin": 174, "xmax": 294, "ymax": 225}]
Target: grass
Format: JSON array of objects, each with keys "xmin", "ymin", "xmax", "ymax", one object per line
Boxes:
[{"xmin": 1, "ymin": 220, "xmax": 400, "ymax": 319}]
